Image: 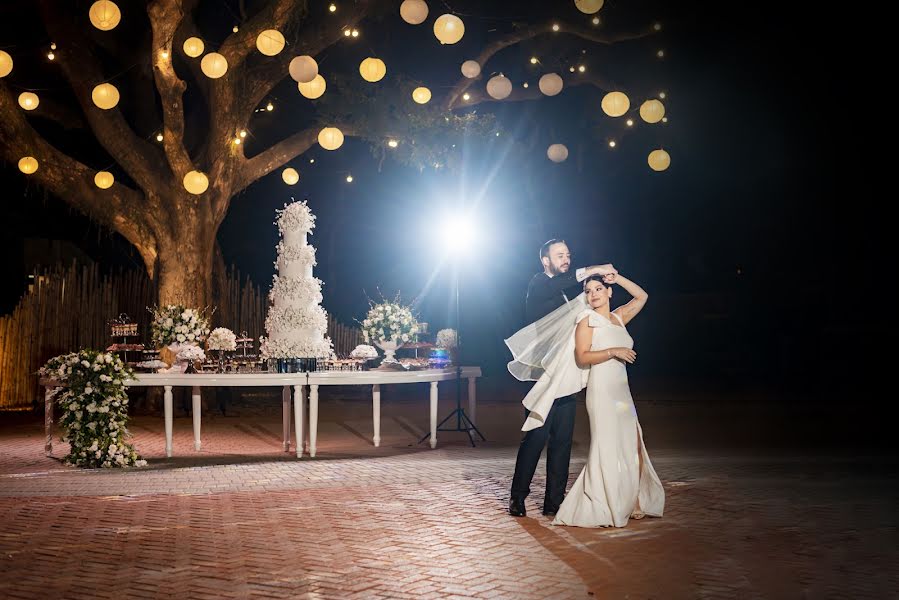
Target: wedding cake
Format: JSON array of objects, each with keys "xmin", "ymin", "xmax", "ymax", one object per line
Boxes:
[{"xmin": 260, "ymin": 200, "xmax": 333, "ymax": 360}]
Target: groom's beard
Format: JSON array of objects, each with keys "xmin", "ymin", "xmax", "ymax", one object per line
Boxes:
[{"xmin": 549, "ymin": 264, "xmax": 570, "ymax": 276}]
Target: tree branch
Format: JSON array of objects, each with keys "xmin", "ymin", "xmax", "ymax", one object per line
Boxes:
[
  {"xmin": 148, "ymin": 0, "xmax": 195, "ymax": 177},
  {"xmin": 217, "ymin": 0, "xmax": 303, "ymax": 69},
  {"xmin": 37, "ymin": 0, "xmax": 163, "ymax": 194},
  {"xmin": 235, "ymin": 126, "xmax": 319, "ymax": 192},
  {"xmin": 451, "ymin": 73, "xmax": 617, "ymax": 110},
  {"xmin": 0, "ymin": 83, "xmax": 160, "ymax": 276}
]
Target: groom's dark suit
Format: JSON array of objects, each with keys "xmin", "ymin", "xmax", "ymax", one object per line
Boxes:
[{"xmin": 511, "ymin": 268, "xmax": 585, "ymax": 512}]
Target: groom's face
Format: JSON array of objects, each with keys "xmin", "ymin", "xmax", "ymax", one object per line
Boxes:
[{"xmin": 543, "ymin": 242, "xmax": 571, "ymax": 276}]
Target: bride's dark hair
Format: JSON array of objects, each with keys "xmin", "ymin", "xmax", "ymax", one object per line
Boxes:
[{"xmin": 583, "ymin": 274, "xmax": 607, "ymax": 291}]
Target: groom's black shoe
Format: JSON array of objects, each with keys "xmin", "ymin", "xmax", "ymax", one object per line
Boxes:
[
  {"xmin": 509, "ymin": 498, "xmax": 527, "ymax": 517},
  {"xmin": 542, "ymin": 507, "xmax": 558, "ymax": 517}
]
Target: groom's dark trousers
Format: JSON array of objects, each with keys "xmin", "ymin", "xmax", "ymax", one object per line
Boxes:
[{"xmin": 510, "ymin": 268, "xmax": 586, "ymax": 510}]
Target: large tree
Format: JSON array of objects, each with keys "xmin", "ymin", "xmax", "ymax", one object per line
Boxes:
[{"xmin": 0, "ymin": 0, "xmax": 661, "ymax": 308}]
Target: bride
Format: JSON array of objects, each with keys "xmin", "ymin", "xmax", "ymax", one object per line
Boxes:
[{"xmin": 506, "ymin": 272, "xmax": 664, "ymax": 527}]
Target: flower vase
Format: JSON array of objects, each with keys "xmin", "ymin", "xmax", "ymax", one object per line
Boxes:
[{"xmin": 376, "ymin": 339, "xmax": 403, "ymax": 364}]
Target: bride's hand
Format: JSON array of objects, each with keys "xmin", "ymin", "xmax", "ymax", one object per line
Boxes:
[
  {"xmin": 602, "ymin": 273, "xmax": 617, "ymax": 285},
  {"xmin": 611, "ymin": 348, "xmax": 636, "ymax": 364}
]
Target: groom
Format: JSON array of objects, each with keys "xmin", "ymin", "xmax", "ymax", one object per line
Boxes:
[{"xmin": 509, "ymin": 239, "xmax": 616, "ymax": 517}]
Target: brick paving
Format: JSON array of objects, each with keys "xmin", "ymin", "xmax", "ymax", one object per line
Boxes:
[{"xmin": 0, "ymin": 385, "xmax": 896, "ymax": 598}]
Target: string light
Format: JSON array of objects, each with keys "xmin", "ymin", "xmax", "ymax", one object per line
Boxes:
[
  {"xmin": 654, "ymin": 23, "xmax": 662, "ymax": 31},
  {"xmin": 351, "ymin": 29, "xmax": 359, "ymax": 37},
  {"xmin": 388, "ymin": 139, "xmax": 398, "ymax": 148},
  {"xmin": 462, "ymin": 92, "xmax": 470, "ymax": 100},
  {"xmin": 659, "ymin": 92, "xmax": 667, "ymax": 99},
  {"xmin": 160, "ymin": 50, "xmax": 169, "ymax": 59},
  {"xmin": 552, "ymin": 23, "xmax": 560, "ymax": 32},
  {"xmin": 47, "ymin": 52, "xmax": 55, "ymax": 60},
  {"xmin": 50, "ymin": 42, "xmax": 57, "ymax": 50},
  {"xmin": 523, "ymin": 82, "xmax": 529, "ymax": 88},
  {"xmin": 156, "ymin": 132, "xmax": 164, "ymax": 142},
  {"xmin": 592, "ymin": 16, "xmax": 600, "ymax": 25},
  {"xmin": 569, "ymin": 66, "xmax": 575, "ymax": 73},
  {"xmin": 344, "ymin": 29, "xmax": 351, "ymax": 37},
  {"xmin": 329, "ymin": 3, "xmax": 337, "ymax": 12},
  {"xmin": 530, "ymin": 57, "xmax": 538, "ymax": 64},
  {"xmin": 608, "ymin": 140, "xmax": 617, "ymax": 148},
  {"xmin": 266, "ymin": 102, "xmax": 274, "ymax": 111},
  {"xmin": 232, "ymin": 25, "xmax": 239, "ymax": 33},
  {"xmin": 578, "ymin": 65, "xmax": 586, "ymax": 73},
  {"xmin": 239, "ymin": 130, "xmax": 247, "ymax": 138},
  {"xmin": 657, "ymin": 50, "xmax": 665, "ymax": 58},
  {"xmin": 346, "ymin": 174, "xmax": 353, "ymax": 183},
  {"xmin": 626, "ymin": 119, "xmax": 634, "ymax": 127},
  {"xmin": 233, "ymin": 137, "xmax": 241, "ymax": 145},
  {"xmin": 310, "ymin": 158, "xmax": 315, "ymax": 163}
]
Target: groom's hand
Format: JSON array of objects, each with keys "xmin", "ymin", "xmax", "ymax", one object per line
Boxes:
[{"xmin": 593, "ymin": 264, "xmax": 617, "ymax": 276}]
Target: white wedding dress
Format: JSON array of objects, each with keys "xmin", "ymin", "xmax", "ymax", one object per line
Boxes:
[{"xmin": 506, "ymin": 294, "xmax": 664, "ymax": 528}]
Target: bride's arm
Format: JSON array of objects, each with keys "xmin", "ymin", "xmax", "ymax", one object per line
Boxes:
[
  {"xmin": 574, "ymin": 318, "xmax": 636, "ymax": 367},
  {"xmin": 609, "ymin": 274, "xmax": 648, "ymax": 326}
]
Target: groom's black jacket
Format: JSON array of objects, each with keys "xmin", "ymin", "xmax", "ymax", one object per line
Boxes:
[{"xmin": 525, "ymin": 270, "xmax": 583, "ymax": 324}]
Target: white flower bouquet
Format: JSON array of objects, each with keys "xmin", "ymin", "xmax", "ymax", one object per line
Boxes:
[
  {"xmin": 361, "ymin": 299, "xmax": 419, "ymax": 345},
  {"xmin": 150, "ymin": 305, "xmax": 210, "ymax": 348},
  {"xmin": 349, "ymin": 344, "xmax": 379, "ymax": 360},
  {"xmin": 436, "ymin": 328, "xmax": 458, "ymax": 349},
  {"xmin": 207, "ymin": 327, "xmax": 237, "ymax": 351}
]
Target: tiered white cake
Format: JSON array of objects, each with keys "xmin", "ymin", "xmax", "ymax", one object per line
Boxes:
[{"xmin": 260, "ymin": 201, "xmax": 333, "ymax": 359}]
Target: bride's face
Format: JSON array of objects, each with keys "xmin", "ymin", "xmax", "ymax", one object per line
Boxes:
[{"xmin": 585, "ymin": 279, "xmax": 611, "ymax": 309}]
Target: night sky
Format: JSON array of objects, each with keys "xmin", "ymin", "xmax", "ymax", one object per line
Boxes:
[{"xmin": 0, "ymin": 2, "xmax": 869, "ymax": 394}]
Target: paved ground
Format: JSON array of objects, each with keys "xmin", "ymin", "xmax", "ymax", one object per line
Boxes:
[{"xmin": 1, "ymin": 382, "xmax": 896, "ymax": 598}]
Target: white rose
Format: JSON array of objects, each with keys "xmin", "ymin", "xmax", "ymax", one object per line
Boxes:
[
  {"xmin": 187, "ymin": 333, "xmax": 195, "ymax": 341},
  {"xmin": 81, "ymin": 360, "xmax": 90, "ymax": 367},
  {"xmin": 165, "ymin": 318, "xmax": 174, "ymax": 327},
  {"xmin": 84, "ymin": 387, "xmax": 93, "ymax": 395},
  {"xmin": 86, "ymin": 422, "xmax": 96, "ymax": 430},
  {"xmin": 176, "ymin": 334, "xmax": 186, "ymax": 342}
]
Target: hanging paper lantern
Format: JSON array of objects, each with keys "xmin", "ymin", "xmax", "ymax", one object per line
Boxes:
[
  {"xmin": 89, "ymin": 1, "xmax": 121, "ymax": 31},
  {"xmin": 574, "ymin": 0, "xmax": 604, "ymax": 15},
  {"xmin": 547, "ymin": 144, "xmax": 569, "ymax": 163},
  {"xmin": 400, "ymin": 0, "xmax": 428, "ymax": 25},
  {"xmin": 648, "ymin": 149, "xmax": 671, "ymax": 172},
  {"xmin": 433, "ymin": 14, "xmax": 464, "ymax": 44},
  {"xmin": 639, "ymin": 99, "xmax": 665, "ymax": 124},
  {"xmin": 183, "ymin": 37, "xmax": 204, "ymax": 58},
  {"xmin": 538, "ymin": 73, "xmax": 563, "ymax": 96},
  {"xmin": 94, "ymin": 171, "xmax": 114, "ymax": 189},
  {"xmin": 18, "ymin": 92, "xmax": 39, "ymax": 111},
  {"xmin": 289, "ymin": 55, "xmax": 318, "ymax": 83},
  {"xmin": 461, "ymin": 60, "xmax": 480, "ymax": 79},
  {"xmin": 18, "ymin": 157, "xmax": 39, "ymax": 175},
  {"xmin": 601, "ymin": 91, "xmax": 630, "ymax": 117},
  {"xmin": 412, "ymin": 86, "xmax": 431, "ymax": 104},
  {"xmin": 0, "ymin": 50, "xmax": 13, "ymax": 78},
  {"xmin": 486, "ymin": 75, "xmax": 512, "ymax": 100},
  {"xmin": 200, "ymin": 53, "xmax": 228, "ymax": 79},
  {"xmin": 256, "ymin": 30, "xmax": 285, "ymax": 56},
  {"xmin": 183, "ymin": 170, "xmax": 209, "ymax": 194},
  {"xmin": 282, "ymin": 168, "xmax": 300, "ymax": 185},
  {"xmin": 91, "ymin": 83, "xmax": 120, "ymax": 110},
  {"xmin": 318, "ymin": 127, "xmax": 344, "ymax": 150},
  {"xmin": 298, "ymin": 74, "xmax": 326, "ymax": 99},
  {"xmin": 359, "ymin": 57, "xmax": 387, "ymax": 82}
]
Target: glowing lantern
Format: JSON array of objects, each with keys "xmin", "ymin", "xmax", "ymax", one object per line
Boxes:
[
  {"xmin": 89, "ymin": 1, "xmax": 121, "ymax": 31},
  {"xmin": 200, "ymin": 53, "xmax": 228, "ymax": 78},
  {"xmin": 461, "ymin": 60, "xmax": 480, "ymax": 78},
  {"xmin": 298, "ymin": 74, "xmax": 326, "ymax": 99},
  {"xmin": 256, "ymin": 30, "xmax": 285, "ymax": 56},
  {"xmin": 289, "ymin": 55, "xmax": 318, "ymax": 83},
  {"xmin": 574, "ymin": 0, "xmax": 604, "ymax": 15},
  {"xmin": 547, "ymin": 144, "xmax": 568, "ymax": 163},
  {"xmin": 400, "ymin": 0, "xmax": 428, "ymax": 25},
  {"xmin": 282, "ymin": 168, "xmax": 299, "ymax": 185},
  {"xmin": 433, "ymin": 14, "xmax": 464, "ymax": 44},
  {"xmin": 412, "ymin": 87, "xmax": 431, "ymax": 104},
  {"xmin": 648, "ymin": 149, "xmax": 671, "ymax": 172},
  {"xmin": 359, "ymin": 57, "xmax": 387, "ymax": 82},
  {"xmin": 94, "ymin": 171, "xmax": 114, "ymax": 189},
  {"xmin": 318, "ymin": 127, "xmax": 344, "ymax": 150},
  {"xmin": 601, "ymin": 91, "xmax": 630, "ymax": 117},
  {"xmin": 183, "ymin": 170, "xmax": 209, "ymax": 195},
  {"xmin": 18, "ymin": 157, "xmax": 39, "ymax": 174},
  {"xmin": 91, "ymin": 83, "xmax": 120, "ymax": 109},
  {"xmin": 486, "ymin": 75, "xmax": 512, "ymax": 100},
  {"xmin": 0, "ymin": 51, "xmax": 13, "ymax": 78},
  {"xmin": 538, "ymin": 73, "xmax": 563, "ymax": 96},
  {"xmin": 18, "ymin": 92, "xmax": 39, "ymax": 110},
  {"xmin": 639, "ymin": 99, "xmax": 665, "ymax": 124},
  {"xmin": 183, "ymin": 37, "xmax": 204, "ymax": 58}
]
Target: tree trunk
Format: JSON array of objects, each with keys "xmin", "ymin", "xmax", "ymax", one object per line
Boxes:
[{"xmin": 154, "ymin": 207, "xmax": 218, "ymax": 309}]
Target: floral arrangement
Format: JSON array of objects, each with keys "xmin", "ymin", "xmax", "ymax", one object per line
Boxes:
[
  {"xmin": 150, "ymin": 305, "xmax": 210, "ymax": 348},
  {"xmin": 259, "ymin": 336, "xmax": 333, "ymax": 359},
  {"xmin": 275, "ymin": 242, "xmax": 317, "ymax": 266},
  {"xmin": 270, "ymin": 275, "xmax": 323, "ymax": 304},
  {"xmin": 361, "ymin": 298, "xmax": 419, "ymax": 344},
  {"xmin": 349, "ymin": 344, "xmax": 379, "ymax": 360},
  {"xmin": 39, "ymin": 350, "xmax": 146, "ymax": 468},
  {"xmin": 207, "ymin": 327, "xmax": 237, "ymax": 351},
  {"xmin": 436, "ymin": 328, "xmax": 458, "ymax": 349},
  {"xmin": 276, "ymin": 199, "xmax": 316, "ymax": 234},
  {"xmin": 175, "ymin": 344, "xmax": 206, "ymax": 362},
  {"xmin": 265, "ymin": 305, "xmax": 328, "ymax": 333}
]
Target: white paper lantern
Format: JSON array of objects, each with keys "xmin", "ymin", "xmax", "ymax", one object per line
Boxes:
[
  {"xmin": 639, "ymin": 99, "xmax": 666, "ymax": 124},
  {"xmin": 183, "ymin": 170, "xmax": 209, "ymax": 195},
  {"xmin": 89, "ymin": 1, "xmax": 121, "ymax": 31},
  {"xmin": 575, "ymin": 0, "xmax": 605, "ymax": 15},
  {"xmin": 648, "ymin": 149, "xmax": 670, "ymax": 172},
  {"xmin": 461, "ymin": 60, "xmax": 480, "ymax": 79},
  {"xmin": 433, "ymin": 14, "xmax": 464, "ymax": 44},
  {"xmin": 486, "ymin": 75, "xmax": 512, "ymax": 100},
  {"xmin": 282, "ymin": 167, "xmax": 299, "ymax": 185},
  {"xmin": 318, "ymin": 127, "xmax": 344, "ymax": 150},
  {"xmin": 200, "ymin": 53, "xmax": 228, "ymax": 79},
  {"xmin": 18, "ymin": 92, "xmax": 39, "ymax": 111},
  {"xmin": 94, "ymin": 171, "xmax": 114, "ymax": 189},
  {"xmin": 601, "ymin": 91, "xmax": 630, "ymax": 117},
  {"xmin": 298, "ymin": 74, "xmax": 326, "ymax": 99},
  {"xmin": 18, "ymin": 157, "xmax": 39, "ymax": 175},
  {"xmin": 538, "ymin": 73, "xmax": 563, "ymax": 96},
  {"xmin": 0, "ymin": 51, "xmax": 13, "ymax": 78},
  {"xmin": 400, "ymin": 0, "xmax": 428, "ymax": 25},
  {"xmin": 256, "ymin": 30, "xmax": 285, "ymax": 56},
  {"xmin": 289, "ymin": 55, "xmax": 318, "ymax": 83},
  {"xmin": 412, "ymin": 86, "xmax": 431, "ymax": 104},
  {"xmin": 547, "ymin": 144, "xmax": 569, "ymax": 163},
  {"xmin": 183, "ymin": 37, "xmax": 204, "ymax": 58},
  {"xmin": 91, "ymin": 83, "xmax": 120, "ymax": 110},
  {"xmin": 359, "ymin": 57, "xmax": 387, "ymax": 82}
]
